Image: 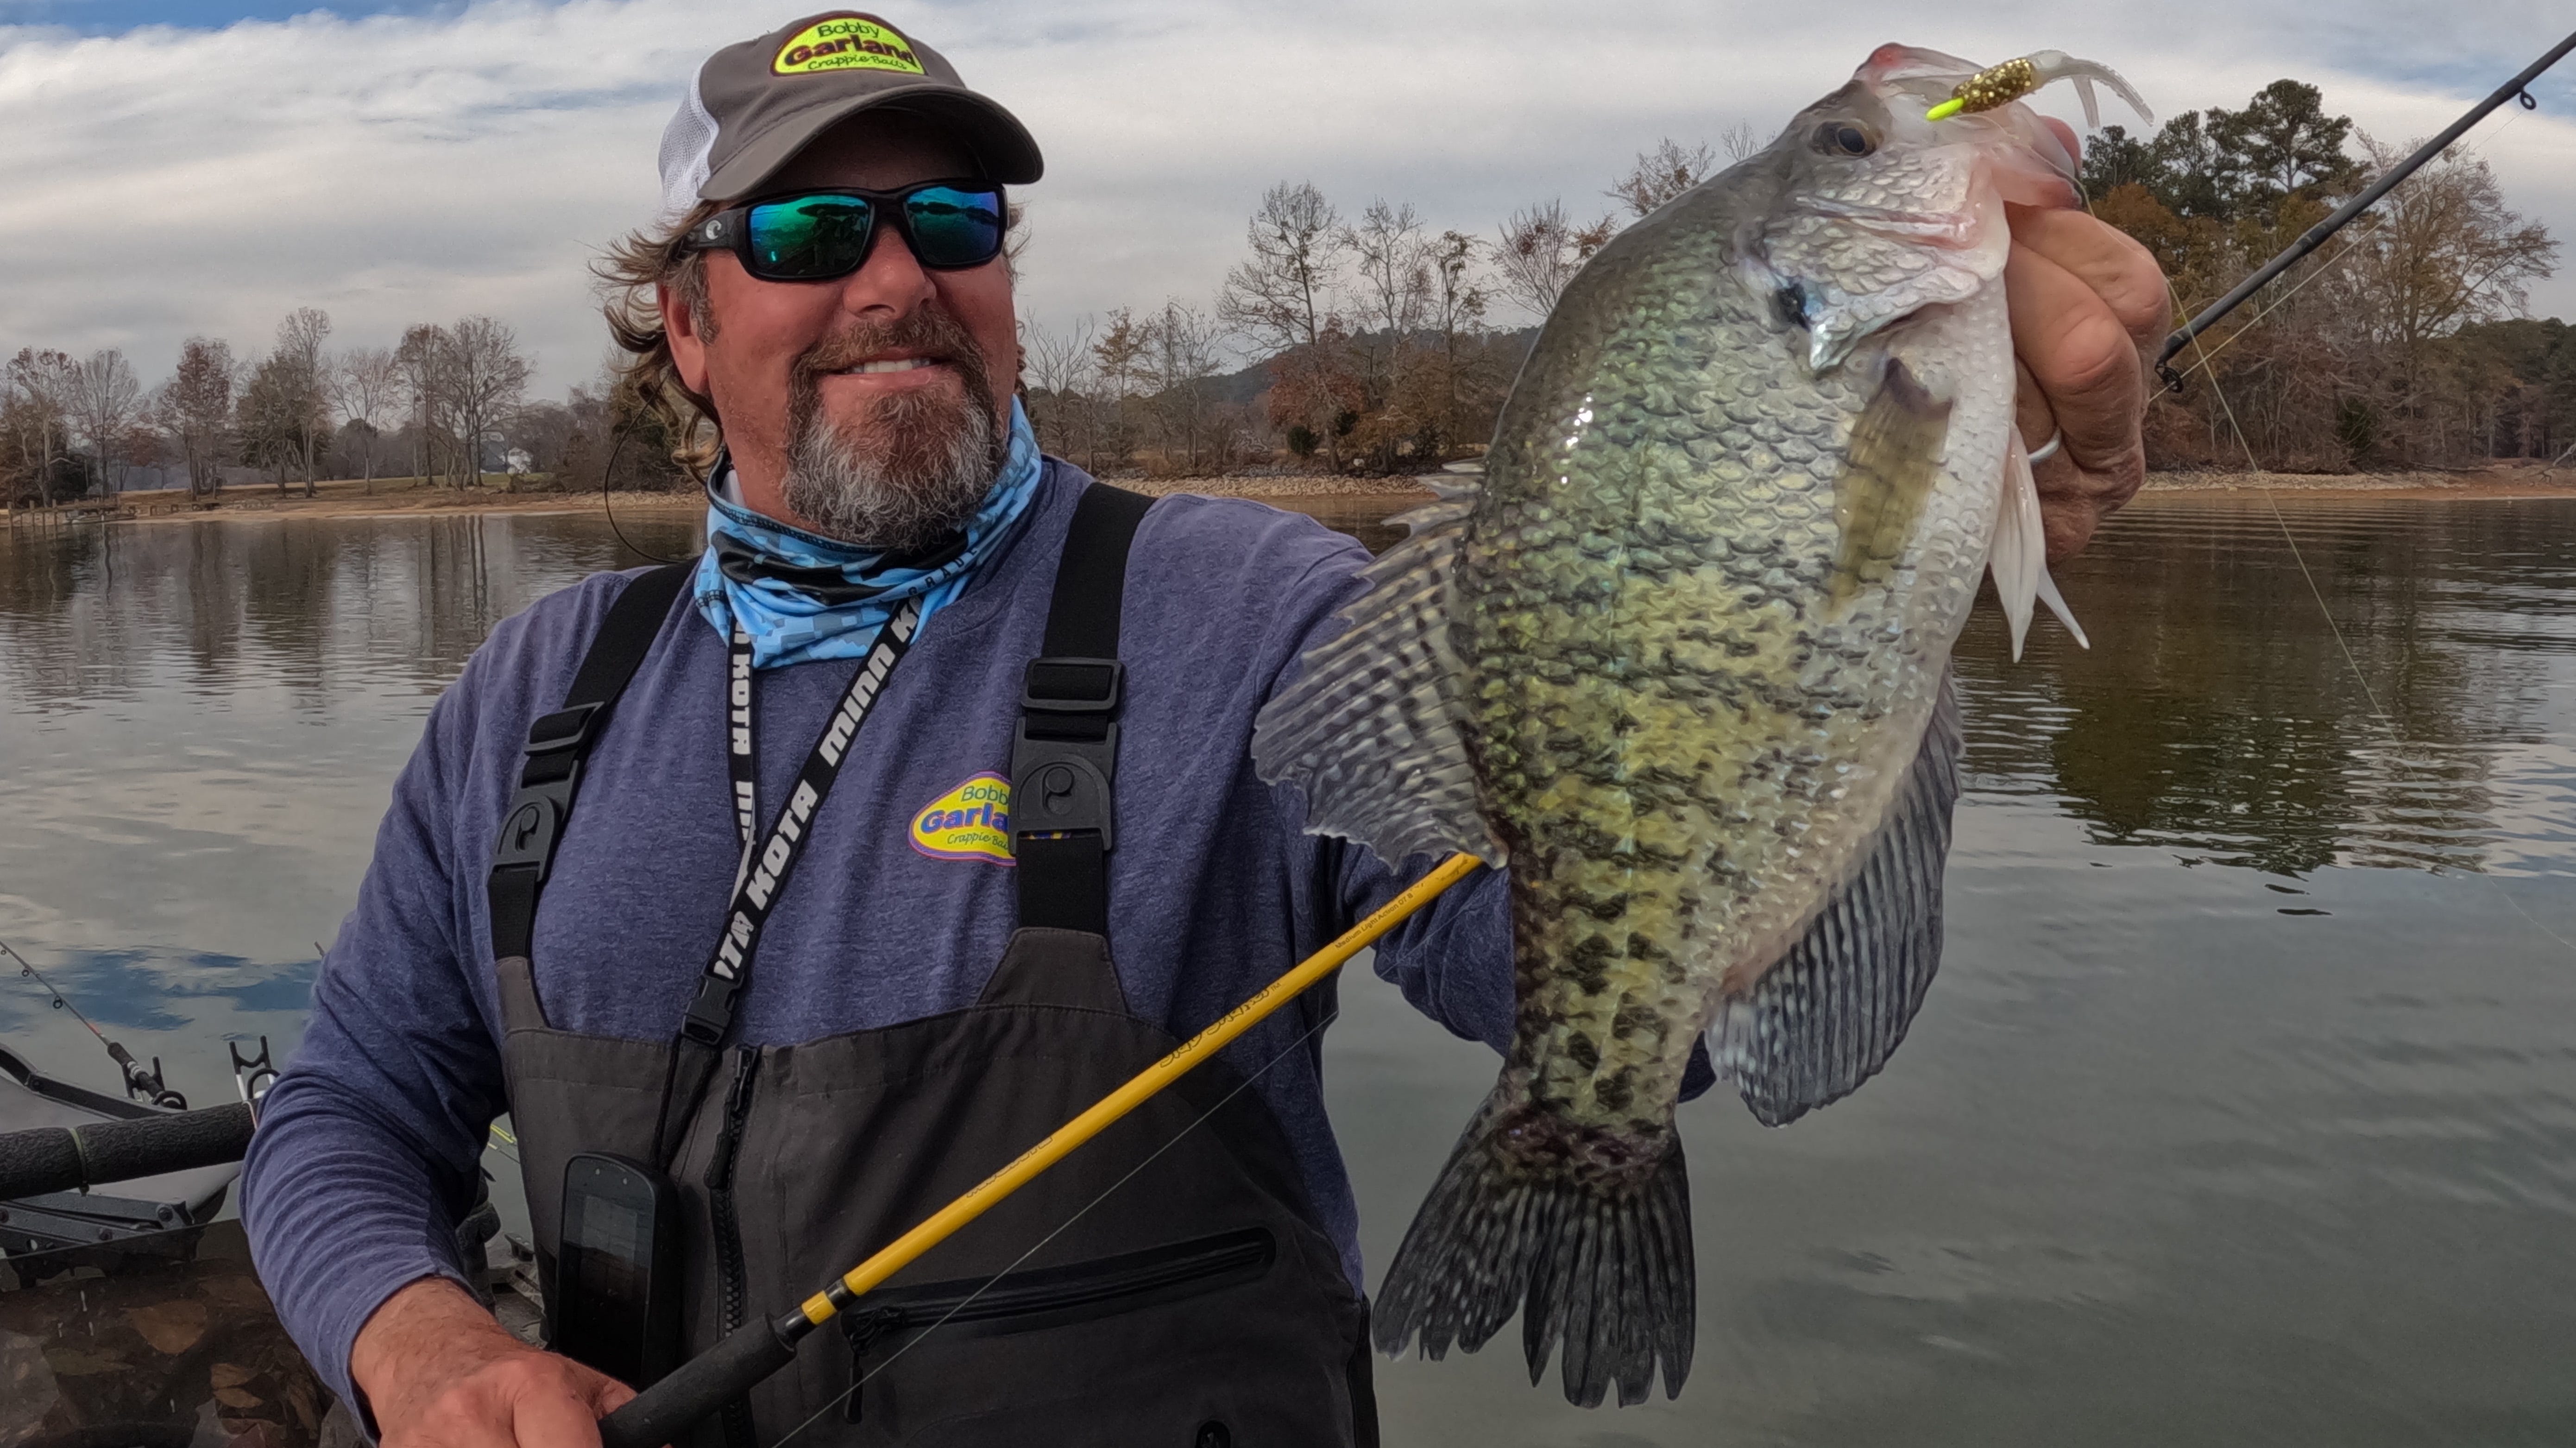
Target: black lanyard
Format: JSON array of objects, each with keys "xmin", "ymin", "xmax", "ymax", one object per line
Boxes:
[{"xmin": 679, "ymin": 598, "xmax": 922, "ymax": 1047}]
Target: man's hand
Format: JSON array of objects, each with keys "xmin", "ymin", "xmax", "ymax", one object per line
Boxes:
[
  {"xmin": 2004, "ymin": 156, "xmax": 2169, "ymax": 563},
  {"xmin": 353, "ymin": 1276, "xmax": 635, "ymax": 1448}
]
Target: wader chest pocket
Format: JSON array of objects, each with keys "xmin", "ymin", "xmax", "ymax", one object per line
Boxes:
[{"xmin": 839, "ymin": 1227, "xmax": 1275, "ymax": 1423}]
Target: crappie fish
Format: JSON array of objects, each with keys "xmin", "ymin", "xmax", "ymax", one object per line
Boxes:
[{"xmin": 1253, "ymin": 45, "xmax": 2148, "ymax": 1406}]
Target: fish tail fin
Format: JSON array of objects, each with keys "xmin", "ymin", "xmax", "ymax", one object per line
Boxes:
[{"xmin": 1373, "ymin": 1096, "xmax": 1695, "ymax": 1408}]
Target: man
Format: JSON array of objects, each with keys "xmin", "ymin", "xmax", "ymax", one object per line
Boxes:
[{"xmin": 242, "ymin": 12, "xmax": 2167, "ymax": 1447}]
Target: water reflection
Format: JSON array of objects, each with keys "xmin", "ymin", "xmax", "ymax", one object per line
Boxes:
[
  {"xmin": 1953, "ymin": 497, "xmax": 2576, "ymax": 876},
  {"xmin": 2, "ymin": 514, "xmax": 702, "ymax": 715},
  {"xmin": 0, "ymin": 512, "xmax": 701, "ymax": 1107},
  {"xmin": 5, "ymin": 493, "xmax": 2576, "ymax": 1445}
]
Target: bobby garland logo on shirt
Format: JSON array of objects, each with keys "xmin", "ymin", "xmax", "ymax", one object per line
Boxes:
[{"xmin": 912, "ymin": 772, "xmax": 1013, "ymax": 865}]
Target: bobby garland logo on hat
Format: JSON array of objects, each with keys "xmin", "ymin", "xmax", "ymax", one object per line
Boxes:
[
  {"xmin": 772, "ymin": 14, "xmax": 925, "ymax": 76},
  {"xmin": 656, "ymin": 9, "xmax": 1042, "ymax": 228}
]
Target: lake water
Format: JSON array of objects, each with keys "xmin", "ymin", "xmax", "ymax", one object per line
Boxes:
[{"xmin": 4, "ymin": 494, "xmax": 2574, "ymax": 1444}]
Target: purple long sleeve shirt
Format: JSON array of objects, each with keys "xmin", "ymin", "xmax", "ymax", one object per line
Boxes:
[{"xmin": 241, "ymin": 462, "xmax": 1549, "ymax": 1409}]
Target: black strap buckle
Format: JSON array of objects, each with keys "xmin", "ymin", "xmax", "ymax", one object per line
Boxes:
[
  {"xmin": 491, "ymin": 775, "xmax": 578, "ymax": 881},
  {"xmin": 1020, "ymin": 658, "xmax": 1122, "ymax": 727},
  {"xmin": 1013, "ymin": 657, "xmax": 1122, "ymax": 852},
  {"xmin": 524, "ymin": 702, "xmax": 601, "ymax": 756},
  {"xmin": 491, "ymin": 703, "xmax": 604, "ymax": 884}
]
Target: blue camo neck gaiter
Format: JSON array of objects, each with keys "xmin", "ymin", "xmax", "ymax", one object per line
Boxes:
[{"xmin": 693, "ymin": 397, "xmax": 1043, "ymax": 670}]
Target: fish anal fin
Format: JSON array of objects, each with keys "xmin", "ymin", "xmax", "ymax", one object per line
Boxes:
[
  {"xmin": 1714, "ymin": 675, "xmax": 1962, "ymax": 1126},
  {"xmin": 1830, "ymin": 358, "xmax": 1953, "ymax": 610},
  {"xmin": 1253, "ymin": 489, "xmax": 1505, "ymax": 867}
]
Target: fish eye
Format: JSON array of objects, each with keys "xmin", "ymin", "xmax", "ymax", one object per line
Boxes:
[{"xmin": 1814, "ymin": 122, "xmax": 1876, "ymax": 158}]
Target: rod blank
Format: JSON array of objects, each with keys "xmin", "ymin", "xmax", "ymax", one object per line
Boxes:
[{"xmin": 2155, "ymin": 28, "xmax": 2576, "ymax": 386}]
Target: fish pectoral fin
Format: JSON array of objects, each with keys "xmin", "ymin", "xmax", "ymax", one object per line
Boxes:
[
  {"xmin": 1713, "ymin": 675, "xmax": 1961, "ymax": 1127},
  {"xmin": 1987, "ymin": 431, "xmax": 2087, "ymax": 659},
  {"xmin": 1830, "ymin": 357, "xmax": 1953, "ymax": 611},
  {"xmin": 1252, "ymin": 487, "xmax": 1504, "ymax": 868}
]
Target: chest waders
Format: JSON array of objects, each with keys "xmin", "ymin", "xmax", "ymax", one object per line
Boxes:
[{"xmin": 485, "ymin": 487, "xmax": 1376, "ymax": 1447}]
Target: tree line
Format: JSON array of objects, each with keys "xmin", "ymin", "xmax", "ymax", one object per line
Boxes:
[
  {"xmin": 7, "ymin": 80, "xmax": 2561, "ymax": 509},
  {"xmin": 0, "ymin": 310, "xmax": 682, "ymax": 509},
  {"xmin": 1018, "ymin": 134, "xmax": 1757, "ymax": 478},
  {"xmin": 2085, "ymin": 79, "xmax": 2566, "ymax": 469}
]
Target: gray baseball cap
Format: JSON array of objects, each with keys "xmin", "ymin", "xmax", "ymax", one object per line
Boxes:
[{"xmin": 655, "ymin": 11, "xmax": 1042, "ymax": 224}]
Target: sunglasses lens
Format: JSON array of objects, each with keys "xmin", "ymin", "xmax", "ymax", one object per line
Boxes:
[
  {"xmin": 745, "ymin": 196, "xmax": 875, "ymax": 279},
  {"xmin": 902, "ymin": 186, "xmax": 1005, "ymax": 268}
]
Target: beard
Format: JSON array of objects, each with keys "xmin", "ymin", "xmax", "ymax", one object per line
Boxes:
[{"xmin": 779, "ymin": 308, "xmax": 1007, "ymax": 553}]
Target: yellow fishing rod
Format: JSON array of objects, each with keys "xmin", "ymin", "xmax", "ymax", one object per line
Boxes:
[{"xmin": 595, "ymin": 850, "xmax": 1483, "ymax": 1448}]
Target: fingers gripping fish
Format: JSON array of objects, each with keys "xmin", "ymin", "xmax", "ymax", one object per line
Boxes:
[{"xmin": 1253, "ymin": 46, "xmax": 2147, "ymax": 1408}]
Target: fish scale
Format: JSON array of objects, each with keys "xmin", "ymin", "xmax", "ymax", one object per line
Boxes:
[{"xmin": 1254, "ymin": 42, "xmax": 2141, "ymax": 1410}]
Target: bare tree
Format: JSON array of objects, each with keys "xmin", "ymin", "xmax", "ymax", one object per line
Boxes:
[
  {"xmin": 1719, "ymin": 121, "xmax": 1766, "ymax": 164},
  {"xmin": 1020, "ymin": 316, "xmax": 1096, "ymax": 466},
  {"xmin": 271, "ymin": 308, "xmax": 332, "ymax": 496},
  {"xmin": 1143, "ymin": 300, "xmax": 1228, "ymax": 473},
  {"xmin": 1344, "ymin": 199, "xmax": 1429, "ymax": 423},
  {"xmin": 447, "ymin": 316, "xmax": 534, "ymax": 492},
  {"xmin": 1606, "ymin": 138, "xmax": 1721, "ymax": 220},
  {"xmin": 1425, "ymin": 230, "xmax": 1491, "ymax": 454},
  {"xmin": 1091, "ymin": 307, "xmax": 1150, "ymax": 472},
  {"xmin": 1219, "ymin": 181, "xmax": 1350, "ymax": 468},
  {"xmin": 66, "ymin": 350, "xmax": 141, "ymax": 496},
  {"xmin": 395, "ymin": 324, "xmax": 450, "ymax": 487},
  {"xmin": 1494, "ymin": 199, "xmax": 1614, "ymax": 321},
  {"xmin": 6, "ymin": 348, "xmax": 79, "ymax": 506},
  {"xmin": 238, "ymin": 350, "xmax": 331, "ymax": 492},
  {"xmin": 2345, "ymin": 136, "xmax": 2559, "ymax": 401},
  {"xmin": 330, "ymin": 346, "xmax": 402, "ymax": 493},
  {"xmin": 160, "ymin": 337, "xmax": 238, "ymax": 500}
]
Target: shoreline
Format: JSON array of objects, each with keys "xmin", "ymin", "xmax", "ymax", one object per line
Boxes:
[
  {"xmin": 2137, "ymin": 467, "xmax": 2576, "ymax": 502},
  {"xmin": 9, "ymin": 465, "xmax": 2572, "ymax": 529}
]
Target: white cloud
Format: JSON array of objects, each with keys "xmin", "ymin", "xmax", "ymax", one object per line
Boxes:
[{"xmin": 0, "ymin": 0, "xmax": 2569, "ymax": 395}]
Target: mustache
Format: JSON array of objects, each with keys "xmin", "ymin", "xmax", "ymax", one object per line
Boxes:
[{"xmin": 792, "ymin": 307, "xmax": 991, "ymax": 393}]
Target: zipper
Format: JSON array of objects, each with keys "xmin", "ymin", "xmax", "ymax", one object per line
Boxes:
[
  {"xmin": 704, "ymin": 1045, "xmax": 762, "ymax": 1448},
  {"xmin": 840, "ymin": 1227, "xmax": 1275, "ymax": 1423}
]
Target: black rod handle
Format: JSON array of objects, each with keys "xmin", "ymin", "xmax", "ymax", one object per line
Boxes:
[
  {"xmin": 596, "ymin": 1314, "xmax": 804, "ymax": 1448},
  {"xmin": 0, "ymin": 1101, "xmax": 253, "ymax": 1199}
]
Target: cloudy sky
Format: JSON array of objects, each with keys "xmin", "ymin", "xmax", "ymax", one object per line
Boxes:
[{"xmin": 0, "ymin": 0, "xmax": 2570, "ymax": 396}]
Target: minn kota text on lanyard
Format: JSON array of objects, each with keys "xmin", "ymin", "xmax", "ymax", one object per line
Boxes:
[{"xmin": 680, "ymin": 598, "xmax": 920, "ymax": 1047}]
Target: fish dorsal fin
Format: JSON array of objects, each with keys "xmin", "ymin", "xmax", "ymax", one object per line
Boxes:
[
  {"xmin": 1253, "ymin": 483, "xmax": 1505, "ymax": 867},
  {"xmin": 1713, "ymin": 674, "xmax": 1961, "ymax": 1126}
]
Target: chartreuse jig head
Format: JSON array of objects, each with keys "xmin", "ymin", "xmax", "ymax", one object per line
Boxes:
[{"xmin": 1925, "ymin": 51, "xmax": 2149, "ymax": 128}]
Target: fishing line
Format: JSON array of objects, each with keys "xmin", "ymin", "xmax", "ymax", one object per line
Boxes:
[
  {"xmin": 2165, "ymin": 287, "xmax": 2392, "ymax": 722},
  {"xmin": 2169, "ymin": 246, "xmax": 2576, "ymax": 961},
  {"xmin": 768, "ymin": 997, "xmax": 1347, "ymax": 1448},
  {"xmin": 2166, "ymin": 234, "xmax": 2364, "ymax": 384}
]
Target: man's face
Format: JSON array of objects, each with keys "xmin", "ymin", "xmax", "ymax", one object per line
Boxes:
[{"xmin": 663, "ymin": 111, "xmax": 1021, "ymax": 549}]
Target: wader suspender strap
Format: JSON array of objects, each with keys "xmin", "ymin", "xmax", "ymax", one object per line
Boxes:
[
  {"xmin": 488, "ymin": 564, "xmax": 693, "ymax": 963},
  {"xmin": 1013, "ymin": 484, "xmax": 1152, "ymax": 937}
]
